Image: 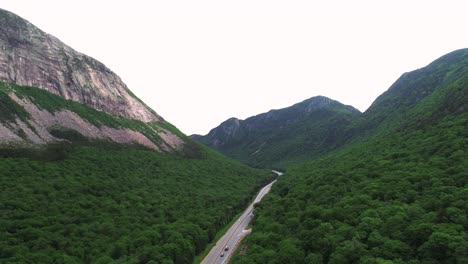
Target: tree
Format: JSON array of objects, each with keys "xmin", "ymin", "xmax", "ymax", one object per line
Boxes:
[{"xmin": 277, "ymin": 239, "xmax": 305, "ymax": 264}]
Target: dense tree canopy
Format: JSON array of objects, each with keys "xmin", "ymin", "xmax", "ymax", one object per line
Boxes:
[
  {"xmin": 0, "ymin": 142, "xmax": 273, "ymax": 263},
  {"xmin": 233, "ymin": 51, "xmax": 468, "ymax": 263},
  {"xmin": 233, "ymin": 110, "xmax": 468, "ymax": 264},
  {"xmin": 194, "ymin": 97, "xmax": 360, "ymax": 169}
]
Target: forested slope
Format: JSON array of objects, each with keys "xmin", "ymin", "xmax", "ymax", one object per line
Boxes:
[
  {"xmin": 193, "ymin": 96, "xmax": 360, "ymax": 169},
  {"xmin": 233, "ymin": 49, "xmax": 468, "ymax": 263},
  {"xmin": 349, "ymin": 48, "xmax": 468, "ymax": 139},
  {"xmin": 0, "ymin": 83, "xmax": 274, "ymax": 264},
  {"xmin": 0, "ymin": 8, "xmax": 277, "ymax": 264}
]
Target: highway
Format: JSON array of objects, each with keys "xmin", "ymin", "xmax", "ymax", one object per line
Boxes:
[{"xmin": 201, "ymin": 171, "xmax": 283, "ymax": 264}]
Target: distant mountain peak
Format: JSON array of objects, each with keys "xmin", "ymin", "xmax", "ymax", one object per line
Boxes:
[
  {"xmin": 225, "ymin": 117, "xmax": 241, "ymax": 123},
  {"xmin": 294, "ymin": 95, "xmax": 359, "ymax": 114},
  {"xmin": 193, "ymin": 96, "xmax": 360, "ymax": 167}
]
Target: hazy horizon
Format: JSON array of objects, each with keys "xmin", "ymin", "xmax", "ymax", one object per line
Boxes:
[{"xmin": 2, "ymin": 0, "xmax": 468, "ymax": 135}]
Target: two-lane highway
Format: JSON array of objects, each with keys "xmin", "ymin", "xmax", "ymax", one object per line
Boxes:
[{"xmin": 201, "ymin": 171, "xmax": 283, "ymax": 264}]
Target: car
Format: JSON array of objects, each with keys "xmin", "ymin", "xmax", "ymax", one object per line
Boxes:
[
  {"xmin": 224, "ymin": 246, "xmax": 229, "ymax": 251},
  {"xmin": 220, "ymin": 253, "xmax": 224, "ymax": 257}
]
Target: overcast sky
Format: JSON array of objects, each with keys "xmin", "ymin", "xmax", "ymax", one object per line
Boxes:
[{"xmin": 2, "ymin": 1, "xmax": 468, "ymax": 135}]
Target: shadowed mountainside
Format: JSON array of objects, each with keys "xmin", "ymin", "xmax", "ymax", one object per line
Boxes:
[
  {"xmin": 193, "ymin": 96, "xmax": 360, "ymax": 168},
  {"xmin": 233, "ymin": 48, "xmax": 468, "ymax": 264}
]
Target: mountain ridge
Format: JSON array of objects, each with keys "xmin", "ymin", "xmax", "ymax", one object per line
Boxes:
[
  {"xmin": 193, "ymin": 95, "xmax": 360, "ymax": 168},
  {"xmin": 195, "ymin": 49, "xmax": 468, "ymax": 169},
  {"xmin": 233, "ymin": 48, "xmax": 468, "ymax": 264},
  {"xmin": 348, "ymin": 48, "xmax": 468, "ymax": 139}
]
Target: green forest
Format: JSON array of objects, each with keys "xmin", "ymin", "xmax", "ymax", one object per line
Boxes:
[
  {"xmin": 1, "ymin": 14, "xmax": 467, "ymax": 263},
  {"xmin": 194, "ymin": 97, "xmax": 360, "ymax": 169},
  {"xmin": 233, "ymin": 112, "xmax": 467, "ymax": 263},
  {"xmin": 0, "ymin": 141, "xmax": 274, "ymax": 263},
  {"xmin": 233, "ymin": 49, "xmax": 468, "ymax": 263},
  {"xmin": 0, "ymin": 74, "xmax": 276, "ymax": 264}
]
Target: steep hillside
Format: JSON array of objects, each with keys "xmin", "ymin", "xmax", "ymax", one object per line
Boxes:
[
  {"xmin": 0, "ymin": 81, "xmax": 185, "ymax": 152},
  {"xmin": 0, "ymin": 8, "xmax": 183, "ymax": 151},
  {"xmin": 196, "ymin": 49, "xmax": 468, "ymax": 171},
  {"xmin": 350, "ymin": 48, "xmax": 468, "ymax": 138},
  {"xmin": 0, "ymin": 8, "xmax": 160, "ymax": 122},
  {"xmin": 0, "ymin": 9, "xmax": 275, "ymax": 264},
  {"xmin": 193, "ymin": 96, "xmax": 360, "ymax": 168},
  {"xmin": 233, "ymin": 49, "xmax": 468, "ymax": 263}
]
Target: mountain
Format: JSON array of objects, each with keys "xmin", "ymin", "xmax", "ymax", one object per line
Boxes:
[
  {"xmin": 0, "ymin": 8, "xmax": 184, "ymax": 151},
  {"xmin": 233, "ymin": 49, "xmax": 468, "ymax": 263},
  {"xmin": 0, "ymin": 8, "xmax": 159, "ymax": 122},
  {"xmin": 196, "ymin": 49, "xmax": 468, "ymax": 170},
  {"xmin": 350, "ymin": 48, "xmax": 468, "ymax": 137},
  {"xmin": 0, "ymin": 9, "xmax": 274, "ymax": 263},
  {"xmin": 193, "ymin": 96, "xmax": 360, "ymax": 168}
]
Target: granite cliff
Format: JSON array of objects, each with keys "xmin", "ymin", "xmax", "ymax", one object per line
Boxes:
[
  {"xmin": 0, "ymin": 9, "xmax": 185, "ymax": 151},
  {"xmin": 0, "ymin": 8, "xmax": 160, "ymax": 122}
]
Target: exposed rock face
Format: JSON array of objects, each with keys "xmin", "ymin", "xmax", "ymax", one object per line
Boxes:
[
  {"xmin": 0, "ymin": 9, "xmax": 188, "ymax": 152},
  {"xmin": 0, "ymin": 8, "xmax": 161, "ymax": 122},
  {"xmin": 0, "ymin": 91, "xmax": 187, "ymax": 150},
  {"xmin": 4, "ymin": 93, "xmax": 161, "ymax": 150},
  {"xmin": 207, "ymin": 117, "xmax": 241, "ymax": 147}
]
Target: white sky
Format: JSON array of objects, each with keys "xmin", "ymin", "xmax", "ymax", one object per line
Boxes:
[{"xmin": 1, "ymin": 1, "xmax": 468, "ymax": 135}]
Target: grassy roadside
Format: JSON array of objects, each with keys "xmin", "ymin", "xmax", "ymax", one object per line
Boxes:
[{"xmin": 192, "ymin": 211, "xmax": 243, "ymax": 264}]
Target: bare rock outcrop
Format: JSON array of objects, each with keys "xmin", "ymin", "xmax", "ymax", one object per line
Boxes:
[
  {"xmin": 0, "ymin": 93, "xmax": 179, "ymax": 150},
  {"xmin": 0, "ymin": 8, "xmax": 161, "ymax": 123}
]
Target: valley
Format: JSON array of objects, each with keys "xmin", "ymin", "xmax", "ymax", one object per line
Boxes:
[
  {"xmin": 202, "ymin": 171, "xmax": 282, "ymax": 264},
  {"xmin": 0, "ymin": 8, "xmax": 275, "ymax": 264},
  {"xmin": 227, "ymin": 49, "xmax": 468, "ymax": 263},
  {"xmin": 0, "ymin": 140, "xmax": 276, "ymax": 263},
  {"xmin": 0, "ymin": 6, "xmax": 467, "ymax": 264}
]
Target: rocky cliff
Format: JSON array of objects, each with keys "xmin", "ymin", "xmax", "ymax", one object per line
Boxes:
[
  {"xmin": 0, "ymin": 9, "xmax": 188, "ymax": 152},
  {"xmin": 0, "ymin": 8, "xmax": 161, "ymax": 122}
]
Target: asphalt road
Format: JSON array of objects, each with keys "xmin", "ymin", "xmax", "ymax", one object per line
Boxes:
[{"xmin": 201, "ymin": 171, "xmax": 283, "ymax": 264}]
